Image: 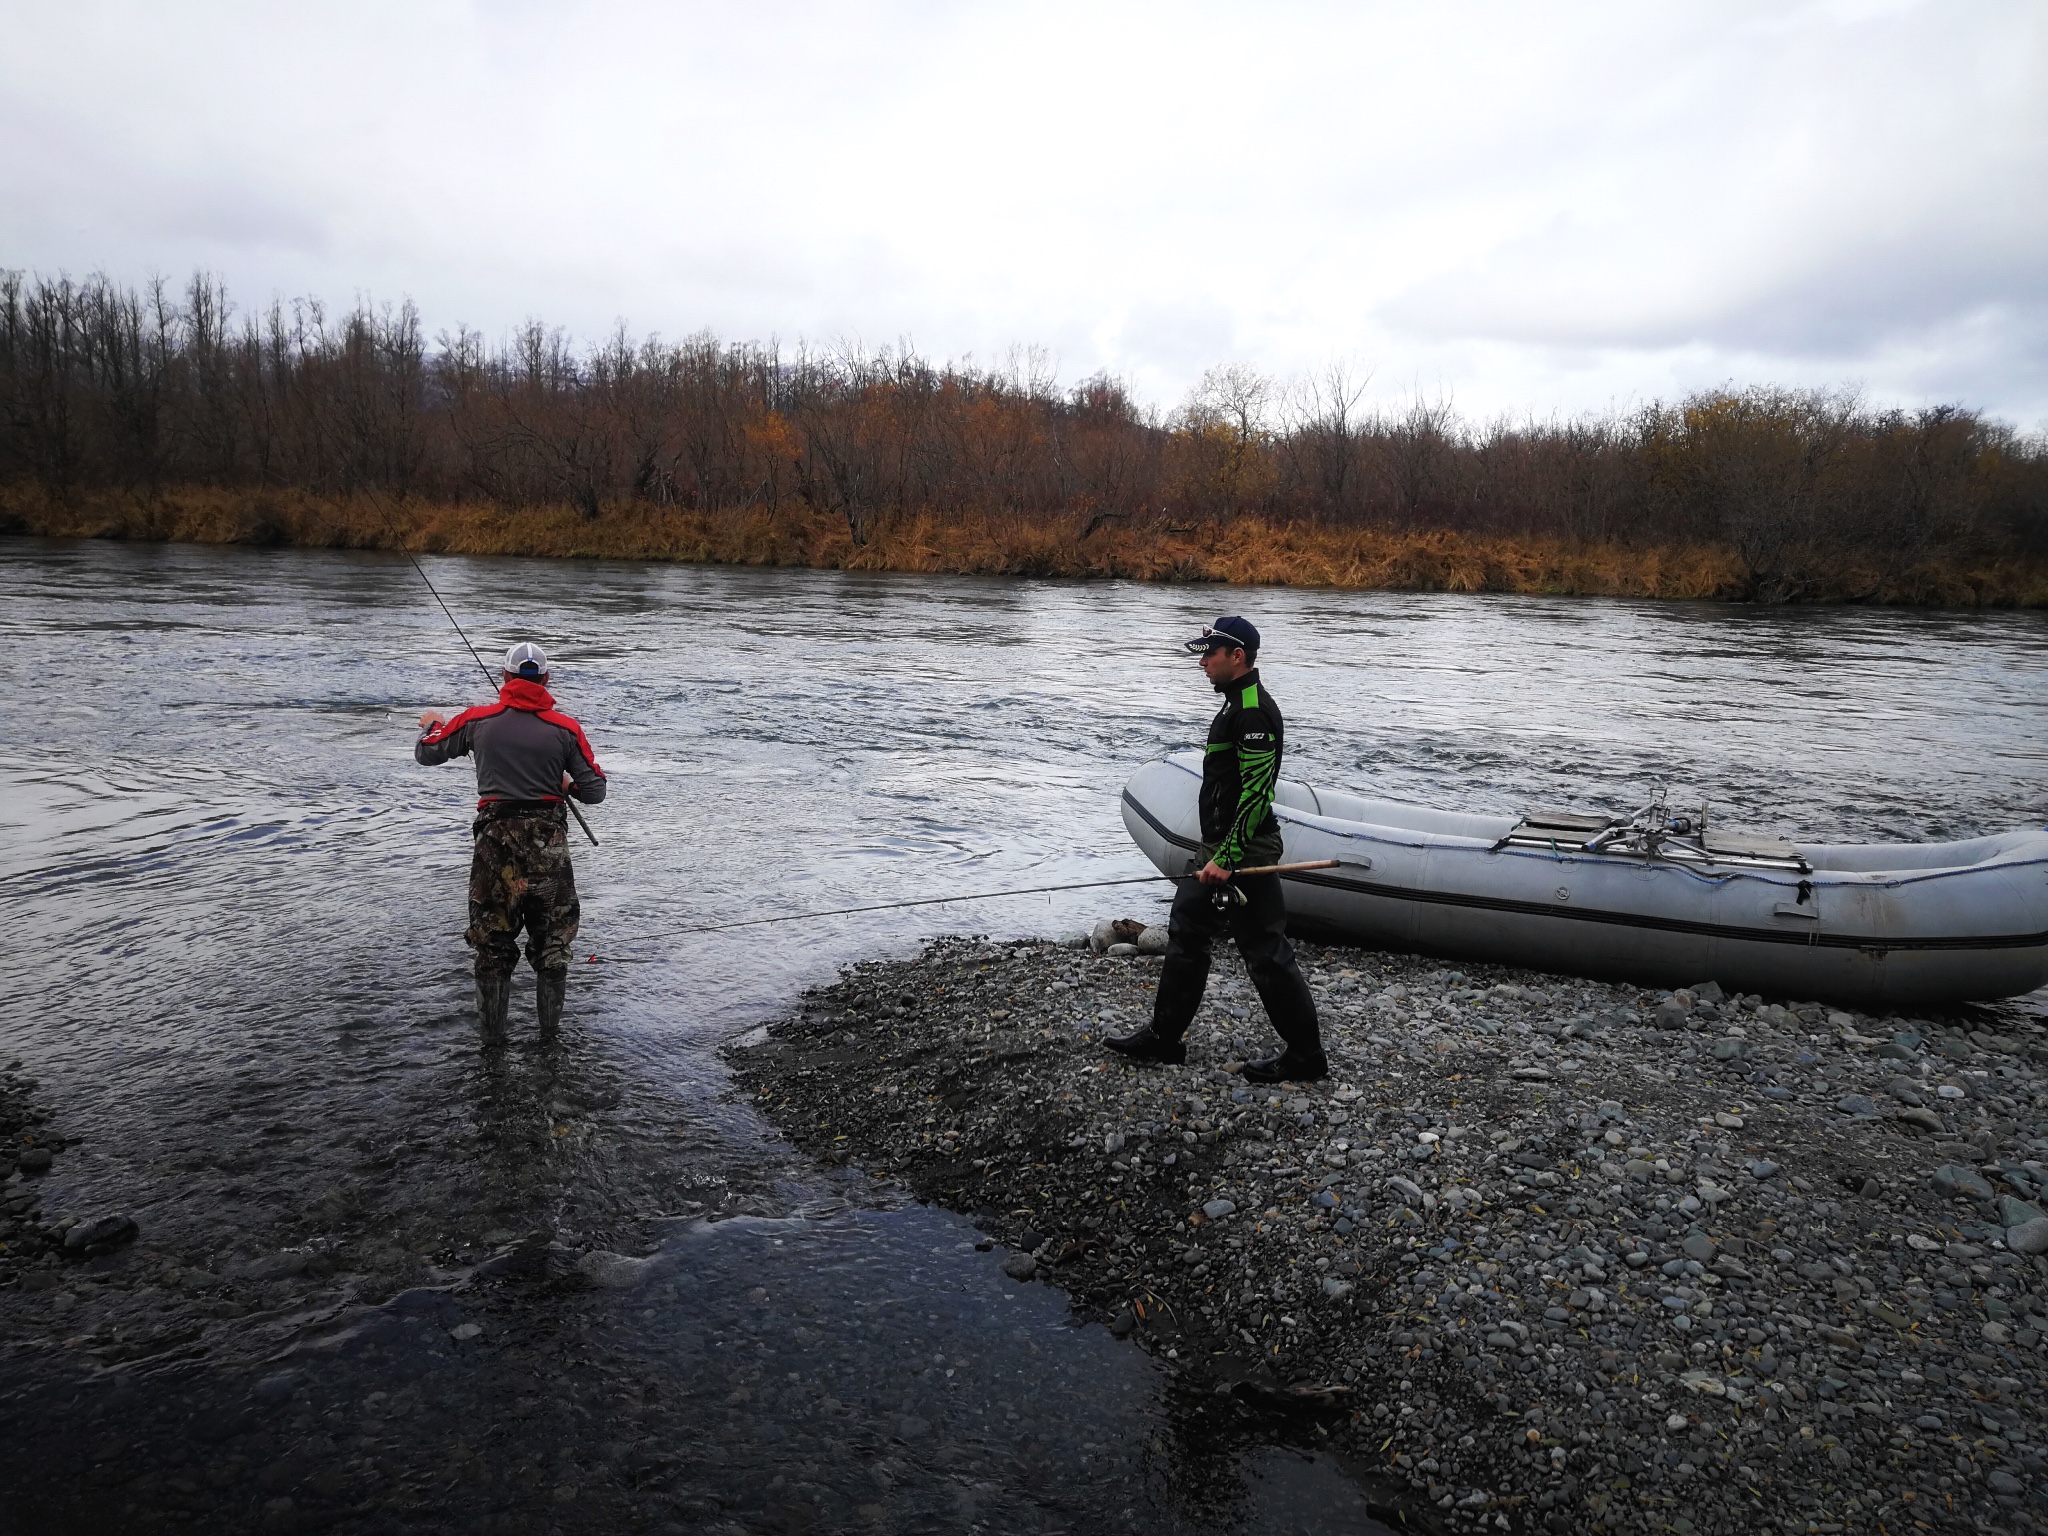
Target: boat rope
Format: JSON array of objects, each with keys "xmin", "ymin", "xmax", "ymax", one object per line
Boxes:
[{"xmin": 593, "ymin": 859, "xmax": 1347, "ymax": 957}]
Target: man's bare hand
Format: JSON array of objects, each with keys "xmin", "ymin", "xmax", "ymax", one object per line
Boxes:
[
  {"xmin": 1196, "ymin": 860, "xmax": 1231, "ymax": 886},
  {"xmin": 418, "ymin": 710, "xmax": 447, "ymax": 731}
]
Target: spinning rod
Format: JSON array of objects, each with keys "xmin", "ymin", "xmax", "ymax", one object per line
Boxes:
[
  {"xmin": 403, "ymin": 549, "xmax": 600, "ymax": 847},
  {"xmin": 333, "ymin": 487, "xmax": 598, "ymax": 847}
]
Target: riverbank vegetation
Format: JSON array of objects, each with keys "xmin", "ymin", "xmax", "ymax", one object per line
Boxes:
[{"xmin": 4, "ymin": 271, "xmax": 2044, "ymax": 604}]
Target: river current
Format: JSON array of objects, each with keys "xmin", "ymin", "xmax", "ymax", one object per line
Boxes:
[{"xmin": 2, "ymin": 537, "xmax": 2044, "ymax": 1534}]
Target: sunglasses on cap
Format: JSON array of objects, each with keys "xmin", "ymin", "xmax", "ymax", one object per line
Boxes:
[{"xmin": 1182, "ymin": 625, "xmax": 1249, "ymax": 656}]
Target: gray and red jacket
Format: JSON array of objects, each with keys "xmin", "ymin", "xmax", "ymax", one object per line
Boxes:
[{"xmin": 415, "ymin": 678, "xmax": 608, "ymax": 808}]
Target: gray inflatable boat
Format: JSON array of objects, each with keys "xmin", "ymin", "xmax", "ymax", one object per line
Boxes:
[{"xmin": 1122, "ymin": 751, "xmax": 2048, "ymax": 1009}]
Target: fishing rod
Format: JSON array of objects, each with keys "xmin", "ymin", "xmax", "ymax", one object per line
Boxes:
[
  {"xmin": 289, "ymin": 486, "xmax": 601, "ymax": 846},
  {"xmin": 595, "ymin": 859, "xmax": 1346, "ymax": 957},
  {"xmin": 406, "ymin": 550, "xmax": 600, "ymax": 847}
]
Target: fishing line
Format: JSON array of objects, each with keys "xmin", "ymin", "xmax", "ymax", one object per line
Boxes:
[{"xmin": 591, "ymin": 859, "xmax": 1348, "ymax": 960}]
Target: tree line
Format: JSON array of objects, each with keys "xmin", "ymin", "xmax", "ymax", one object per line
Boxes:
[{"xmin": 4, "ymin": 270, "xmax": 2043, "ymax": 601}]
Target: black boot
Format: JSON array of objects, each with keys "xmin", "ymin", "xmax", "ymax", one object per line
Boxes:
[
  {"xmin": 1102, "ymin": 1026, "xmax": 1187, "ymax": 1066},
  {"xmin": 536, "ymin": 968, "xmax": 567, "ymax": 1038},
  {"xmin": 476, "ymin": 970, "xmax": 510, "ymax": 1043},
  {"xmin": 1243, "ymin": 1047, "xmax": 1327, "ymax": 1084}
]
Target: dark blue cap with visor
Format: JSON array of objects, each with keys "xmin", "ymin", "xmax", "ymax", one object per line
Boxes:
[{"xmin": 1182, "ymin": 615, "xmax": 1260, "ymax": 656}]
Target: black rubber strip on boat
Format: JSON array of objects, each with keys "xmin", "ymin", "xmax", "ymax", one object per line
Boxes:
[{"xmin": 1120, "ymin": 789, "xmax": 2048, "ymax": 956}]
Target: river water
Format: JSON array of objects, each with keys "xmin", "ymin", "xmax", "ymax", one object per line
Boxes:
[{"xmin": 2, "ymin": 537, "xmax": 2043, "ymax": 1534}]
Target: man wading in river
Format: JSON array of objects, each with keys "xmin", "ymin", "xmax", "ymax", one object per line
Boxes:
[
  {"xmin": 415, "ymin": 642, "xmax": 607, "ymax": 1042},
  {"xmin": 1104, "ymin": 616, "xmax": 1327, "ymax": 1084}
]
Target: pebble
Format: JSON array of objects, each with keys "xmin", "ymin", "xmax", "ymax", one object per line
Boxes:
[{"xmin": 731, "ymin": 931, "xmax": 2048, "ymax": 1536}]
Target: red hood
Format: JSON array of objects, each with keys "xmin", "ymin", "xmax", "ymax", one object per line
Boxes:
[{"xmin": 499, "ymin": 677, "xmax": 557, "ymax": 712}]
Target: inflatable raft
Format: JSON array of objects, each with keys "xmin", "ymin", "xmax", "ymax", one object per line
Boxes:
[{"xmin": 1121, "ymin": 752, "xmax": 2048, "ymax": 1009}]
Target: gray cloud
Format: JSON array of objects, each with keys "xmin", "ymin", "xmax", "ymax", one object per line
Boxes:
[{"xmin": 2, "ymin": 0, "xmax": 2042, "ymax": 427}]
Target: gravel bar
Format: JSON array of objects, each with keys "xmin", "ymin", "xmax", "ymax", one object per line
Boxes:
[{"xmin": 729, "ymin": 931, "xmax": 2048, "ymax": 1535}]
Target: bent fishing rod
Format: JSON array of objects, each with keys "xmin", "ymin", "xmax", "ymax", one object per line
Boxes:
[
  {"xmin": 409, "ymin": 553, "xmax": 601, "ymax": 847},
  {"xmin": 594, "ymin": 858, "xmax": 1347, "ymax": 958},
  {"xmin": 291, "ymin": 486, "xmax": 600, "ymax": 845}
]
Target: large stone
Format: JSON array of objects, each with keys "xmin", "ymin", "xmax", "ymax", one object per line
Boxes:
[
  {"xmin": 1896, "ymin": 1107, "xmax": 1945, "ymax": 1135},
  {"xmin": 577, "ymin": 1250, "xmax": 658, "ymax": 1289},
  {"xmin": 1002, "ymin": 1253, "xmax": 1038, "ymax": 1281},
  {"xmin": 1885, "ymin": 1077, "xmax": 1925, "ymax": 1106},
  {"xmin": 2000, "ymin": 1196, "xmax": 2048, "ymax": 1228},
  {"xmin": 1834, "ymin": 1094, "xmax": 1878, "ymax": 1117},
  {"xmin": 1933, "ymin": 1165, "xmax": 1995, "ymax": 1202},
  {"xmin": 1682, "ymin": 1231, "xmax": 1718, "ymax": 1262},
  {"xmin": 1689, "ymin": 981, "xmax": 1726, "ymax": 1004},
  {"xmin": 2007, "ymin": 1218, "xmax": 2048, "ymax": 1257},
  {"xmin": 62, "ymin": 1214, "xmax": 137, "ymax": 1252},
  {"xmin": 1135, "ymin": 925, "xmax": 1169, "ymax": 956},
  {"xmin": 1386, "ymin": 1175, "xmax": 1425, "ymax": 1208}
]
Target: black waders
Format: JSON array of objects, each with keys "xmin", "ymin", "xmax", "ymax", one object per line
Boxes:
[{"xmin": 1123, "ymin": 867, "xmax": 1327, "ymax": 1083}]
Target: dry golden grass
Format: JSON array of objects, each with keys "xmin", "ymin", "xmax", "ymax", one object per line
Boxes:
[{"xmin": 6, "ymin": 484, "xmax": 2044, "ymax": 606}]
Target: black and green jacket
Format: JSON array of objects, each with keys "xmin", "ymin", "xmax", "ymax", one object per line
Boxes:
[{"xmin": 1198, "ymin": 668, "xmax": 1284, "ymax": 869}]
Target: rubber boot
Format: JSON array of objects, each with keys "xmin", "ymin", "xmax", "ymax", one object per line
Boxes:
[
  {"xmin": 476, "ymin": 970, "xmax": 511, "ymax": 1044},
  {"xmin": 1242, "ymin": 1050, "xmax": 1327, "ymax": 1084},
  {"xmin": 1243, "ymin": 1013, "xmax": 1328, "ymax": 1083},
  {"xmin": 536, "ymin": 968, "xmax": 567, "ymax": 1039},
  {"xmin": 1102, "ymin": 1026, "xmax": 1187, "ymax": 1067}
]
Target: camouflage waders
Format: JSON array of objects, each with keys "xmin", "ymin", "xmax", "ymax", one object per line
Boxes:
[{"xmin": 467, "ymin": 805, "xmax": 581, "ymax": 978}]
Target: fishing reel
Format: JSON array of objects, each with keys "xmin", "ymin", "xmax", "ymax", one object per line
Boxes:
[{"xmin": 1209, "ymin": 882, "xmax": 1249, "ymax": 911}]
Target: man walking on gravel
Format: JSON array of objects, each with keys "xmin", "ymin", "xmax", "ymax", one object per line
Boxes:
[
  {"xmin": 415, "ymin": 642, "xmax": 607, "ymax": 1043},
  {"xmin": 1104, "ymin": 616, "xmax": 1327, "ymax": 1083}
]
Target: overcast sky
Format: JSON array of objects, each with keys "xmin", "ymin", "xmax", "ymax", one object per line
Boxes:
[{"xmin": 4, "ymin": 0, "xmax": 2044, "ymax": 426}]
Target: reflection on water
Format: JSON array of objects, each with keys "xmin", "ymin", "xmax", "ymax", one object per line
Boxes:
[{"xmin": 2, "ymin": 537, "xmax": 2043, "ymax": 1532}]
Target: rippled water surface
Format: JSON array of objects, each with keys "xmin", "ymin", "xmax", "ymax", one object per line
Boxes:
[{"xmin": 2, "ymin": 537, "xmax": 2044, "ymax": 1533}]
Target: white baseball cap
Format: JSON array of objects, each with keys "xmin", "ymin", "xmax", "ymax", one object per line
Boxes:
[{"xmin": 503, "ymin": 642, "xmax": 550, "ymax": 678}]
